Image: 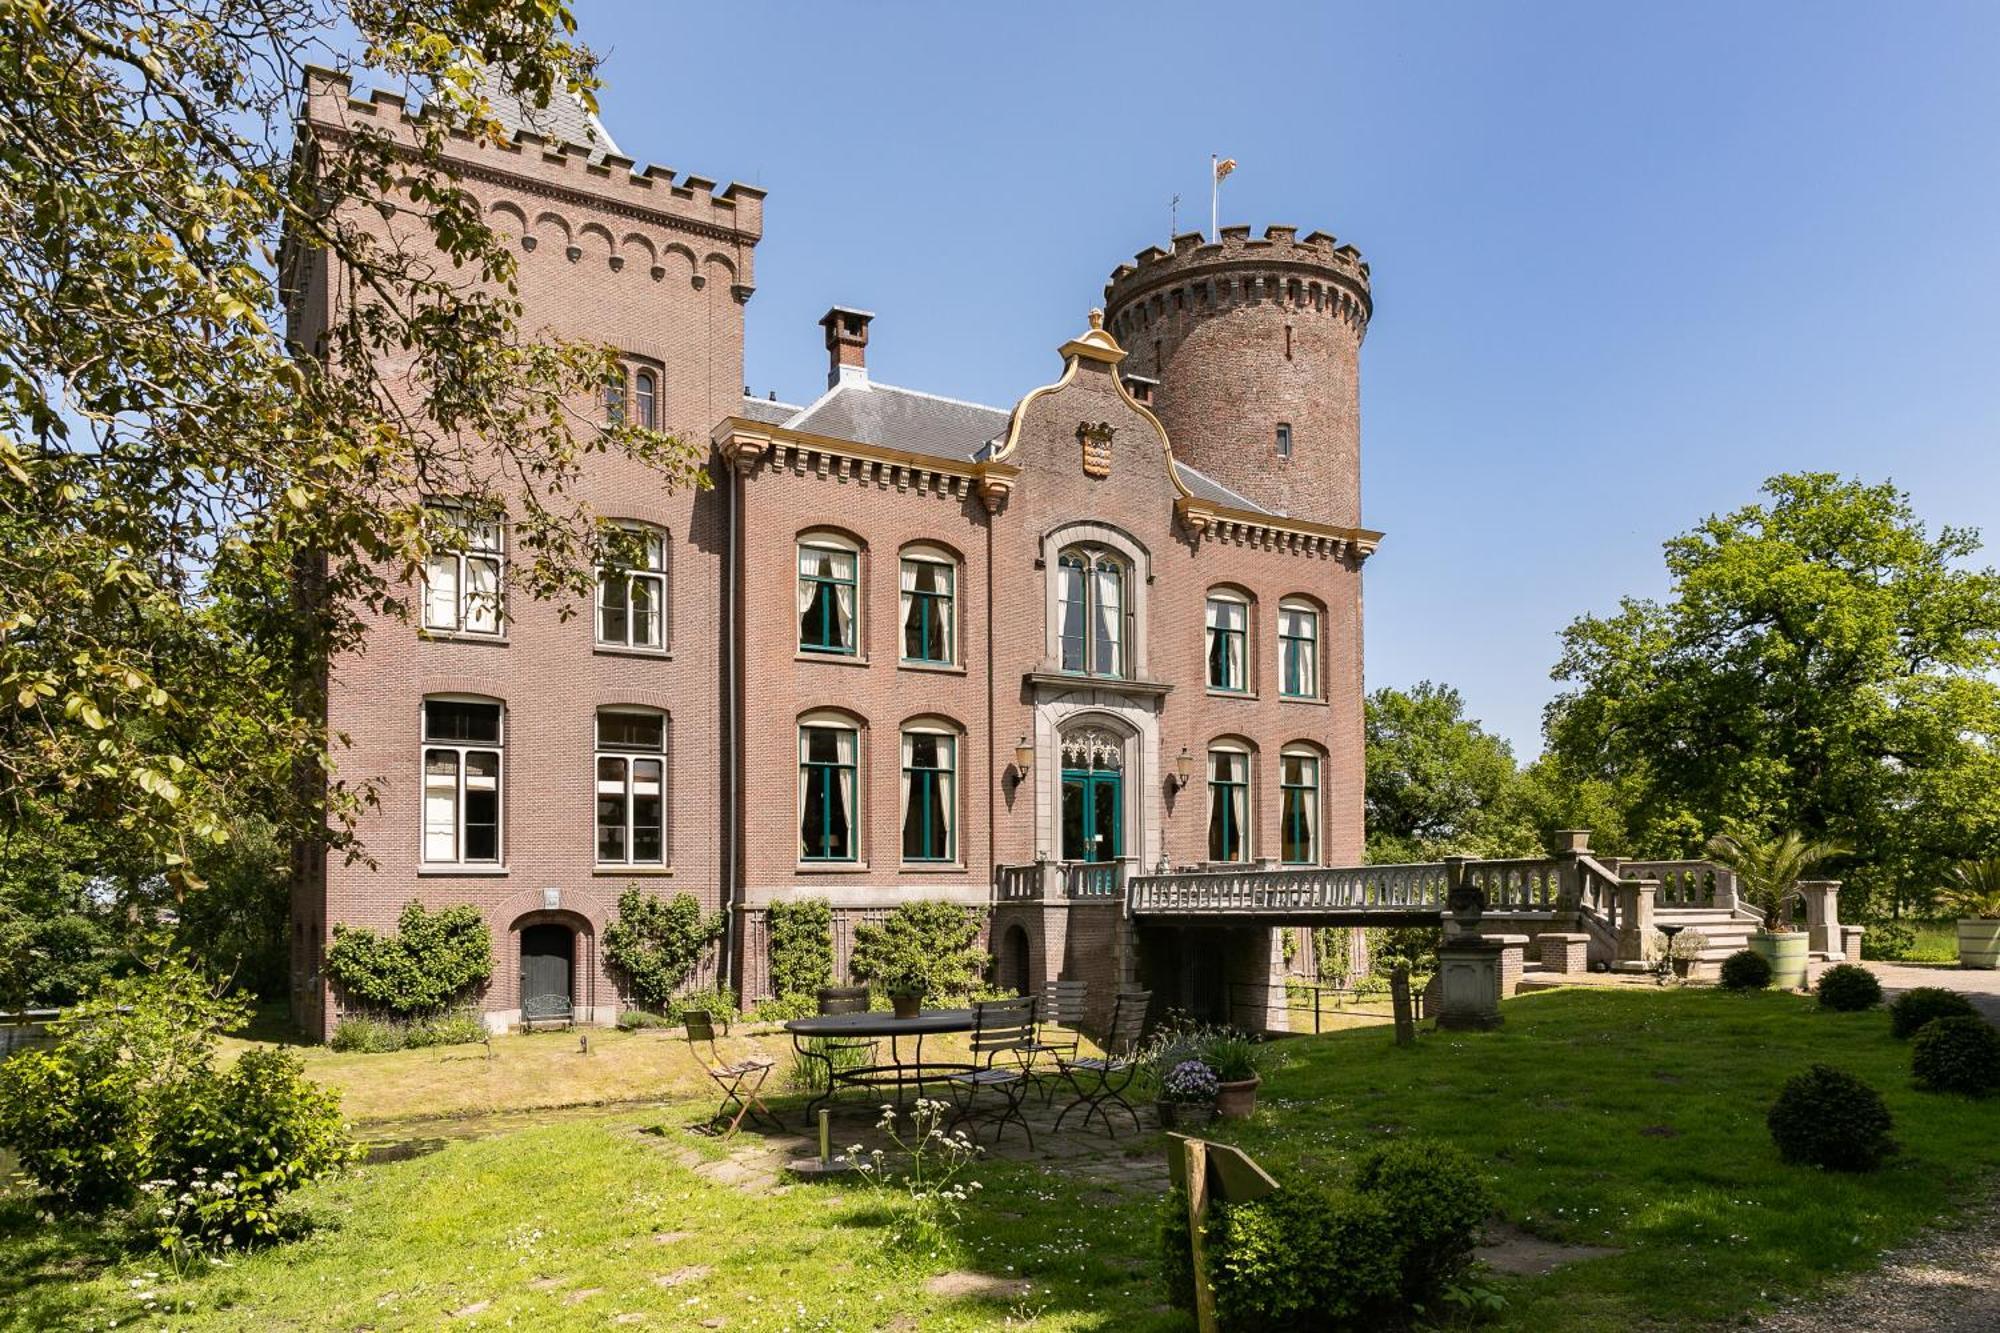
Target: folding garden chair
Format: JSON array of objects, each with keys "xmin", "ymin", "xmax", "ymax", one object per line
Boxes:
[
  {"xmin": 944, "ymin": 996, "xmax": 1038, "ymax": 1148},
  {"xmin": 1023, "ymin": 979, "xmax": 1088, "ymax": 1105},
  {"xmin": 682, "ymin": 1010, "xmax": 781, "ymax": 1138},
  {"xmin": 1053, "ymin": 988, "xmax": 1153, "ymax": 1137}
]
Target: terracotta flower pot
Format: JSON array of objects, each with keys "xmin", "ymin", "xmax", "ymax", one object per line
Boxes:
[
  {"xmin": 890, "ymin": 992, "xmax": 923, "ymax": 1019},
  {"xmin": 1213, "ymin": 1076, "xmax": 1261, "ymax": 1120}
]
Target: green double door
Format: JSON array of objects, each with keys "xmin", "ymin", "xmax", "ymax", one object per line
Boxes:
[{"xmin": 1060, "ymin": 768, "xmax": 1123, "ymax": 865}]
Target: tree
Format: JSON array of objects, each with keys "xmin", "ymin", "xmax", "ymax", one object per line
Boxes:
[
  {"xmin": 1545, "ymin": 473, "xmax": 2000, "ymax": 916},
  {"xmin": 1364, "ymin": 683, "xmax": 1541, "ymax": 863},
  {"xmin": 0, "ymin": 3, "xmax": 702, "ymax": 907}
]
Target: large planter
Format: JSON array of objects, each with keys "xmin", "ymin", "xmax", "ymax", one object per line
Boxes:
[
  {"xmin": 1749, "ymin": 931, "xmax": 1810, "ymax": 990},
  {"xmin": 1958, "ymin": 919, "xmax": 2000, "ymax": 970},
  {"xmin": 890, "ymin": 992, "xmax": 923, "ymax": 1019},
  {"xmin": 1214, "ymin": 1076, "xmax": 1261, "ymax": 1120}
]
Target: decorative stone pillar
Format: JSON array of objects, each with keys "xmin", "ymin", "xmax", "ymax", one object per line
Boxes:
[
  {"xmin": 1551, "ymin": 830, "xmax": 1592, "ymax": 931},
  {"xmin": 1616, "ymin": 877, "xmax": 1657, "ymax": 965},
  {"xmin": 1799, "ymin": 881, "xmax": 1843, "ymax": 958},
  {"xmin": 1433, "ymin": 937, "xmax": 1505, "ymax": 1030},
  {"xmin": 1841, "ymin": 923, "xmax": 1866, "ymax": 964}
]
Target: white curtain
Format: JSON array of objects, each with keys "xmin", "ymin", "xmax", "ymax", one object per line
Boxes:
[
  {"xmin": 423, "ymin": 750, "xmax": 458, "ymax": 861},
  {"xmin": 833, "ymin": 580, "xmax": 855, "ymax": 647},
  {"xmin": 899, "ymin": 731, "xmax": 914, "ymax": 840},
  {"xmin": 1059, "ymin": 561, "xmax": 1085, "ymax": 669},
  {"xmin": 424, "ymin": 554, "xmax": 458, "ymax": 629},
  {"xmin": 1093, "ymin": 562, "xmax": 1122, "ymax": 673},
  {"xmin": 832, "ymin": 728, "xmax": 856, "ymax": 850},
  {"xmin": 465, "ymin": 556, "xmax": 500, "ymax": 633},
  {"xmin": 796, "ymin": 547, "xmax": 818, "ymax": 617}
]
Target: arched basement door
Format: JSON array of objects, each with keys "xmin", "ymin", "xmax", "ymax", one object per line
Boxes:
[{"xmin": 519, "ymin": 923, "xmax": 574, "ymax": 1025}]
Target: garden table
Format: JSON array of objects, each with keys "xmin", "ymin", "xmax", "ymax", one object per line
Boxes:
[{"xmin": 784, "ymin": 1009, "xmax": 978, "ymax": 1117}]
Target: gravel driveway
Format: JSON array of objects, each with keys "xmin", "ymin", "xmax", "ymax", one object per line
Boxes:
[{"xmin": 1861, "ymin": 960, "xmax": 2000, "ymax": 1022}]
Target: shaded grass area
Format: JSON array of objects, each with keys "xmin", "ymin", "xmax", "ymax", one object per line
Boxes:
[
  {"xmin": 3, "ymin": 988, "xmax": 1996, "ymax": 1329},
  {"xmin": 1210, "ymin": 986, "xmax": 2000, "ymax": 1331}
]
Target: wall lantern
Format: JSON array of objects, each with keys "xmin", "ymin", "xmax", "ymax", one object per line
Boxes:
[
  {"xmin": 1010, "ymin": 735, "xmax": 1035, "ymax": 785},
  {"xmin": 1173, "ymin": 745, "xmax": 1195, "ymax": 791}
]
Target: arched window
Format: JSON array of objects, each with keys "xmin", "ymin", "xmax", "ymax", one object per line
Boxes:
[
  {"xmin": 1057, "ymin": 545, "xmax": 1127, "ymax": 677},
  {"xmin": 421, "ymin": 697, "xmax": 503, "ymax": 865},
  {"xmin": 1205, "ymin": 590, "xmax": 1249, "ymax": 693},
  {"xmin": 604, "ymin": 372, "xmax": 626, "ymax": 425},
  {"xmin": 900, "ymin": 720, "xmax": 958, "ymax": 863},
  {"xmin": 1207, "ymin": 743, "xmax": 1251, "ymax": 864},
  {"xmin": 633, "ymin": 369, "xmax": 657, "ymax": 430},
  {"xmin": 1279, "ymin": 598, "xmax": 1320, "ymax": 699},
  {"xmin": 596, "ymin": 709, "xmax": 666, "ymax": 866},
  {"xmin": 1280, "ymin": 746, "xmax": 1320, "ymax": 865},
  {"xmin": 421, "ymin": 506, "xmax": 504, "ymax": 636},
  {"xmin": 900, "ymin": 545, "xmax": 956, "ymax": 665},
  {"xmin": 596, "ymin": 524, "xmax": 668, "ymax": 651},
  {"xmin": 799, "ymin": 712, "xmax": 860, "ymax": 862},
  {"xmin": 798, "ymin": 534, "xmax": 859, "ymax": 655}
]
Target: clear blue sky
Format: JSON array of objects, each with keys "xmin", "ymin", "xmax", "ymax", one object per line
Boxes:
[{"xmin": 578, "ymin": 0, "xmax": 2000, "ymax": 756}]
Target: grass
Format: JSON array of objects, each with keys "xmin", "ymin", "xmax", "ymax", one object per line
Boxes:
[{"xmin": 3, "ymin": 987, "xmax": 1997, "ymax": 1329}]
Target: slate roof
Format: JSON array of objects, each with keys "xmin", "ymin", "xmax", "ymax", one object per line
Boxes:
[
  {"xmin": 773, "ymin": 380, "xmax": 1271, "ymax": 515},
  {"xmin": 738, "ymin": 395, "xmax": 803, "ymax": 426},
  {"xmin": 471, "ymin": 65, "xmax": 619, "ymax": 157},
  {"xmin": 784, "ymin": 382, "xmax": 1010, "ymax": 462}
]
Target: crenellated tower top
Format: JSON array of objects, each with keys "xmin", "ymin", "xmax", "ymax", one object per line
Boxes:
[{"xmin": 1102, "ymin": 224, "xmax": 1371, "ymax": 525}]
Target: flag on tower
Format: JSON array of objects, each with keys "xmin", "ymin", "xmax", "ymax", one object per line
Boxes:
[{"xmin": 1210, "ymin": 155, "xmax": 1238, "ymax": 241}]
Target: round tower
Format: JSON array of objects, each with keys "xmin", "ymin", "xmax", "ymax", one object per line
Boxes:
[{"xmin": 1102, "ymin": 224, "xmax": 1371, "ymax": 526}]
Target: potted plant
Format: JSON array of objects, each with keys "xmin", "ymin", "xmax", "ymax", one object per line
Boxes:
[
  {"xmin": 1157, "ymin": 1059, "xmax": 1219, "ymax": 1129},
  {"xmin": 1706, "ymin": 829, "xmax": 1845, "ymax": 991},
  {"xmin": 1651, "ymin": 928, "xmax": 1710, "ymax": 980},
  {"xmin": 1205, "ymin": 1035, "xmax": 1263, "ymax": 1119},
  {"xmin": 1941, "ymin": 858, "xmax": 2000, "ymax": 970},
  {"xmin": 878, "ymin": 960, "xmax": 928, "ymax": 1019}
]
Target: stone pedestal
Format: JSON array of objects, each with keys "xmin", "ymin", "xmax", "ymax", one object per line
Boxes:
[
  {"xmin": 1616, "ymin": 877, "xmax": 1658, "ymax": 965},
  {"xmin": 1540, "ymin": 932, "xmax": 1590, "ymax": 975},
  {"xmin": 1433, "ymin": 938, "xmax": 1506, "ymax": 1031},
  {"xmin": 1840, "ymin": 924, "xmax": 1866, "ymax": 964},
  {"xmin": 1799, "ymin": 880, "xmax": 1843, "ymax": 959}
]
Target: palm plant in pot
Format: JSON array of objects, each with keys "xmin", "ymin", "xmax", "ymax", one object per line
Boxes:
[
  {"xmin": 1204, "ymin": 1035, "xmax": 1263, "ymax": 1119},
  {"xmin": 1705, "ymin": 828, "xmax": 1845, "ymax": 990},
  {"xmin": 1941, "ymin": 858, "xmax": 2000, "ymax": 970}
]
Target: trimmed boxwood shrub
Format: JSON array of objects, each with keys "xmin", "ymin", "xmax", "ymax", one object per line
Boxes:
[
  {"xmin": 1910, "ymin": 1015, "xmax": 2000, "ymax": 1096},
  {"xmin": 1889, "ymin": 986, "xmax": 1980, "ymax": 1039},
  {"xmin": 1814, "ymin": 963, "xmax": 1883, "ymax": 1012},
  {"xmin": 1719, "ymin": 949, "xmax": 1773, "ymax": 991},
  {"xmin": 1159, "ymin": 1136, "xmax": 1491, "ymax": 1329},
  {"xmin": 1767, "ymin": 1064, "xmax": 1894, "ymax": 1171}
]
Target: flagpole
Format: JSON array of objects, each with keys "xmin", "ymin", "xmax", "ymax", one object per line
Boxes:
[{"xmin": 1210, "ymin": 155, "xmax": 1218, "ymax": 242}]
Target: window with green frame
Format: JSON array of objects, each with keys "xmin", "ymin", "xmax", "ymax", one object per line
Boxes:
[
  {"xmin": 1279, "ymin": 749, "xmax": 1319, "ymax": 864},
  {"xmin": 900, "ymin": 728, "xmax": 956, "ymax": 861},
  {"xmin": 1207, "ymin": 747, "xmax": 1250, "ymax": 863},
  {"xmin": 1279, "ymin": 600, "xmax": 1319, "ymax": 698},
  {"xmin": 1206, "ymin": 593, "xmax": 1248, "ymax": 692},
  {"xmin": 797, "ymin": 539, "xmax": 858, "ymax": 654},
  {"xmin": 900, "ymin": 551, "xmax": 954, "ymax": 663},
  {"xmin": 799, "ymin": 721, "xmax": 858, "ymax": 861}
]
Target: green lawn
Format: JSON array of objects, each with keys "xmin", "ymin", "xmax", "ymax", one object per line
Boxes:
[{"xmin": 2, "ymin": 987, "xmax": 1996, "ymax": 1330}]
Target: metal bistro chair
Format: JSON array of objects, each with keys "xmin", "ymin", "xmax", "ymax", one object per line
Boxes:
[
  {"xmin": 682, "ymin": 1010, "xmax": 781, "ymax": 1138},
  {"xmin": 1023, "ymin": 979, "xmax": 1089, "ymax": 1105},
  {"xmin": 944, "ymin": 997, "xmax": 1038, "ymax": 1147},
  {"xmin": 1053, "ymin": 988, "xmax": 1153, "ymax": 1137},
  {"xmin": 806, "ymin": 984, "xmax": 879, "ymax": 1099}
]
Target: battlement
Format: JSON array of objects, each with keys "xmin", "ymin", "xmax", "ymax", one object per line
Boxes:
[
  {"xmin": 300, "ymin": 66, "xmax": 763, "ymax": 246},
  {"xmin": 1103, "ymin": 223, "xmax": 1368, "ymax": 333}
]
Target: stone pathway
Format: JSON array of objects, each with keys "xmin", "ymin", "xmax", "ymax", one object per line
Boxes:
[
  {"xmin": 1862, "ymin": 961, "xmax": 2000, "ymax": 1022},
  {"xmin": 1754, "ymin": 1186, "xmax": 2000, "ymax": 1332}
]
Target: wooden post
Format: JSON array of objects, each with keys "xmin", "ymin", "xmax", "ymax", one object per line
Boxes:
[
  {"xmin": 1389, "ymin": 964, "xmax": 1415, "ymax": 1047},
  {"xmin": 1184, "ymin": 1137, "xmax": 1218, "ymax": 1333}
]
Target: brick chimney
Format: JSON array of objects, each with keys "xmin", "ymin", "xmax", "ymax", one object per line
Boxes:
[{"xmin": 820, "ymin": 306, "xmax": 873, "ymax": 389}]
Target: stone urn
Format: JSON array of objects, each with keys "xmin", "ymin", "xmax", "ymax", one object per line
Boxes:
[
  {"xmin": 1748, "ymin": 931, "xmax": 1810, "ymax": 990},
  {"xmin": 1213, "ymin": 1076, "xmax": 1261, "ymax": 1120},
  {"xmin": 1957, "ymin": 919, "xmax": 2000, "ymax": 970}
]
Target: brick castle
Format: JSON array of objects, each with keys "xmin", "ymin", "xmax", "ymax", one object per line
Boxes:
[{"xmin": 286, "ymin": 69, "xmax": 1379, "ymax": 1038}]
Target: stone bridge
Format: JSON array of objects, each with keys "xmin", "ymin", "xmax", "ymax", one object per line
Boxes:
[{"xmin": 989, "ymin": 833, "xmax": 1855, "ymax": 1033}]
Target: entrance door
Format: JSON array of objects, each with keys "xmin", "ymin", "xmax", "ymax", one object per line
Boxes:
[{"xmin": 519, "ymin": 924, "xmax": 574, "ymax": 1024}]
